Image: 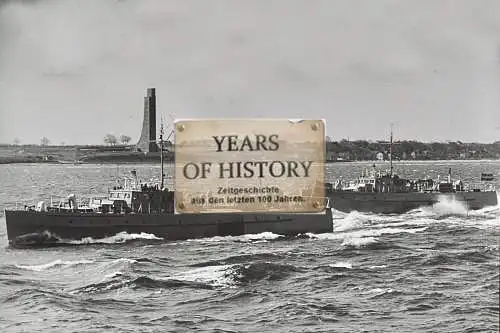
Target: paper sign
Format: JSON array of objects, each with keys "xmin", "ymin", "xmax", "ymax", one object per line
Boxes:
[{"xmin": 174, "ymin": 119, "xmax": 325, "ymax": 214}]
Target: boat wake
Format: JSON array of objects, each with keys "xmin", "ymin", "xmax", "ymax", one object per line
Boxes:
[
  {"xmin": 420, "ymin": 196, "xmax": 470, "ymax": 216},
  {"xmin": 314, "ymin": 197, "xmax": 500, "ymax": 247},
  {"xmin": 10, "ymin": 231, "xmax": 164, "ymax": 248},
  {"xmin": 69, "ymin": 232, "xmax": 163, "ymax": 245}
]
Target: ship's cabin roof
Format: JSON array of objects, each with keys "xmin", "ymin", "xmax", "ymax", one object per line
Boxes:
[{"xmin": 109, "ymin": 190, "xmax": 134, "ymax": 200}]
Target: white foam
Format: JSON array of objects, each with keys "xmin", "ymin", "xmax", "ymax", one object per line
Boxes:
[
  {"xmin": 428, "ymin": 195, "xmax": 469, "ymax": 215},
  {"xmin": 103, "ymin": 271, "xmax": 124, "ymax": 280},
  {"xmin": 445, "ymin": 216, "xmax": 500, "ymax": 230},
  {"xmin": 329, "ymin": 261, "xmax": 352, "ymax": 269},
  {"xmin": 333, "ymin": 211, "xmax": 365, "ymax": 231},
  {"xmin": 242, "ymin": 232, "xmax": 284, "ymax": 241},
  {"xmin": 15, "ymin": 259, "xmax": 94, "ymax": 272},
  {"xmin": 110, "ymin": 258, "xmax": 138, "ymax": 265},
  {"xmin": 187, "ymin": 232, "xmax": 284, "ymax": 243},
  {"xmin": 94, "ymin": 258, "xmax": 138, "ymax": 278},
  {"xmin": 307, "ymin": 226, "xmax": 427, "ymax": 241},
  {"xmin": 171, "ymin": 264, "xmax": 237, "ymax": 287},
  {"xmin": 341, "ymin": 236, "xmax": 378, "ymax": 248},
  {"xmin": 334, "ymin": 192, "xmax": 499, "ymax": 226},
  {"xmin": 369, "ymin": 265, "xmax": 388, "ymax": 269},
  {"xmin": 365, "ymin": 287, "xmax": 394, "ymax": 296},
  {"xmin": 69, "ymin": 232, "xmax": 163, "ymax": 244},
  {"xmin": 304, "ymin": 232, "xmax": 345, "ymax": 240}
]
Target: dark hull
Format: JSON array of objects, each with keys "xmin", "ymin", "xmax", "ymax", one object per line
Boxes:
[
  {"xmin": 4, "ymin": 210, "xmax": 333, "ymax": 247},
  {"xmin": 328, "ymin": 191, "xmax": 498, "ymax": 214}
]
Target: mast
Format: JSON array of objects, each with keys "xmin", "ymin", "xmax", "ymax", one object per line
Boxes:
[
  {"xmin": 160, "ymin": 115, "xmax": 164, "ymax": 189},
  {"xmin": 389, "ymin": 122, "xmax": 393, "ymax": 176}
]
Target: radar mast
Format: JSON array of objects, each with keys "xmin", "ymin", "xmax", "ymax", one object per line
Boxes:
[{"xmin": 160, "ymin": 115, "xmax": 164, "ymax": 189}]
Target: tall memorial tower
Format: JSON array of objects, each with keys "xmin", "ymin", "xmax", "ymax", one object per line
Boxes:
[{"xmin": 136, "ymin": 88, "xmax": 159, "ymax": 152}]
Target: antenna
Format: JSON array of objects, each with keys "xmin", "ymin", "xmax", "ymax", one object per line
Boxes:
[
  {"xmin": 115, "ymin": 163, "xmax": 120, "ymax": 187},
  {"xmin": 160, "ymin": 115, "xmax": 165, "ymax": 189},
  {"xmin": 390, "ymin": 122, "xmax": 393, "ymax": 176},
  {"xmin": 167, "ymin": 112, "xmax": 176, "ymax": 143}
]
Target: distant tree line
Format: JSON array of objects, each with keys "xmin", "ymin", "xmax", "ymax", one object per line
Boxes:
[
  {"xmin": 326, "ymin": 140, "xmax": 500, "ymax": 161},
  {"xmin": 9, "ymin": 134, "xmax": 133, "ymax": 147},
  {"xmin": 6, "ymin": 136, "xmax": 500, "ymax": 160}
]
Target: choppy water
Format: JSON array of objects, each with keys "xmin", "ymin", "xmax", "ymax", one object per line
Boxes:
[{"xmin": 0, "ymin": 161, "xmax": 499, "ymax": 332}]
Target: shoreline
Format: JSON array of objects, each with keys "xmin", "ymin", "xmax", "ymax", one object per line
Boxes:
[{"xmin": 1, "ymin": 157, "xmax": 499, "ymax": 165}]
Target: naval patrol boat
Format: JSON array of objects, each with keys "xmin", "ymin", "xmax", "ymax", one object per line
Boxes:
[
  {"xmin": 326, "ymin": 165, "xmax": 497, "ymax": 214},
  {"xmin": 4, "ymin": 133, "xmax": 333, "ymax": 247},
  {"xmin": 326, "ymin": 130, "xmax": 497, "ymax": 214}
]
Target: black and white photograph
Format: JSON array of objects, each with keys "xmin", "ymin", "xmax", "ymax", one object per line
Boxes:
[{"xmin": 0, "ymin": 0, "xmax": 499, "ymax": 332}]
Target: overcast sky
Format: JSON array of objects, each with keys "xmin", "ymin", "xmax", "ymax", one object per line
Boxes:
[{"xmin": 0, "ymin": 0, "xmax": 499, "ymax": 145}]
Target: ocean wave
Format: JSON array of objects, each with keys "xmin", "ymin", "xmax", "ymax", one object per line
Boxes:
[
  {"xmin": 368, "ymin": 265, "xmax": 388, "ymax": 269},
  {"xmin": 72, "ymin": 260, "xmax": 303, "ymax": 294},
  {"xmin": 304, "ymin": 233, "xmax": 383, "ymax": 249},
  {"xmin": 70, "ymin": 278, "xmax": 129, "ymax": 294},
  {"xmin": 403, "ymin": 303, "xmax": 436, "ymax": 312},
  {"xmin": 189, "ymin": 252, "xmax": 284, "ymax": 268},
  {"xmin": 14, "ymin": 259, "xmax": 94, "ymax": 272},
  {"xmin": 170, "ymin": 264, "xmax": 237, "ymax": 288},
  {"xmin": 176, "ymin": 261, "xmax": 300, "ymax": 287},
  {"xmin": 69, "ymin": 232, "xmax": 163, "ymax": 244},
  {"xmin": 341, "ymin": 236, "xmax": 379, "ymax": 248},
  {"xmin": 250, "ymin": 301, "xmax": 347, "ymax": 323},
  {"xmin": 427, "ymin": 196, "xmax": 470, "ymax": 216},
  {"xmin": 186, "ymin": 232, "xmax": 284, "ymax": 244},
  {"xmin": 442, "ymin": 217, "xmax": 500, "ymax": 231},
  {"xmin": 328, "ymin": 261, "xmax": 353, "ymax": 269},
  {"xmin": 130, "ymin": 276, "xmax": 214, "ymax": 290},
  {"xmin": 409, "ymin": 197, "xmax": 500, "ymax": 221},
  {"xmin": 102, "ymin": 271, "xmax": 124, "ymax": 280},
  {"xmin": 0, "ymin": 276, "xmax": 42, "ymax": 287},
  {"xmin": 72, "ymin": 273, "xmax": 214, "ymax": 295},
  {"xmin": 3, "ymin": 287, "xmax": 70, "ymax": 306},
  {"xmin": 333, "ymin": 195, "xmax": 499, "ymax": 229},
  {"xmin": 304, "ymin": 225, "xmax": 427, "ymax": 248},
  {"xmin": 108, "ymin": 258, "xmax": 138, "ymax": 265},
  {"xmin": 10, "ymin": 231, "xmax": 165, "ymax": 248},
  {"xmin": 329, "ymin": 207, "xmax": 434, "ymax": 237},
  {"xmin": 455, "ymin": 249, "xmax": 498, "ymax": 263},
  {"xmin": 332, "ymin": 207, "xmax": 499, "ymax": 238},
  {"xmin": 332, "ymin": 210, "xmax": 404, "ymax": 231},
  {"xmin": 332, "ymin": 211, "xmax": 367, "ymax": 231},
  {"xmin": 364, "ymin": 287, "xmax": 401, "ymax": 299},
  {"xmin": 421, "ymin": 248, "xmax": 497, "ymax": 267},
  {"xmin": 229, "ymin": 262, "xmax": 301, "ymax": 284}
]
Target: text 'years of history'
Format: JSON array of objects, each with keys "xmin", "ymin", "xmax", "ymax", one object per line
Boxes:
[{"xmin": 174, "ymin": 119, "xmax": 325, "ymax": 214}]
